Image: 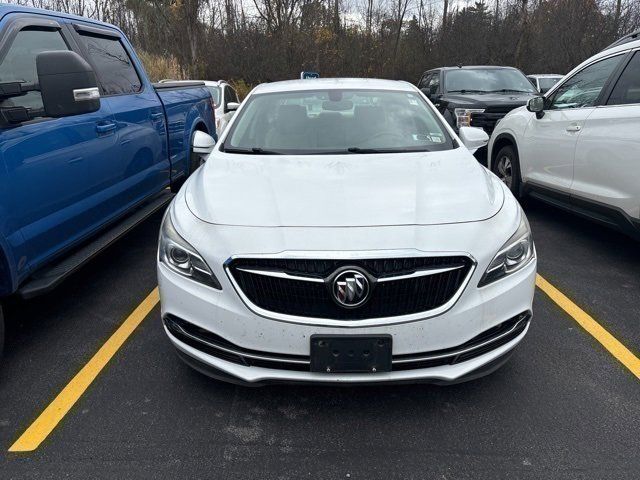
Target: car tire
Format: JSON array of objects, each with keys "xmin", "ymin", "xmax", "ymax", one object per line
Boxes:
[{"xmin": 492, "ymin": 145, "xmax": 521, "ymax": 197}]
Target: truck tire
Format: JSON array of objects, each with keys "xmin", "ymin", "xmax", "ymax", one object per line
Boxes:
[{"xmin": 492, "ymin": 144, "xmax": 521, "ymax": 198}]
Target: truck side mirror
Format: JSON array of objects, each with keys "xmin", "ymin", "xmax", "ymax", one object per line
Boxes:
[
  {"xmin": 420, "ymin": 88, "xmax": 432, "ymax": 100},
  {"xmin": 36, "ymin": 50, "xmax": 100, "ymax": 118}
]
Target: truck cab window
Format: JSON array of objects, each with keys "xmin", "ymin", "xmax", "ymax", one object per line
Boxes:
[
  {"xmin": 0, "ymin": 28, "xmax": 69, "ymax": 116},
  {"xmin": 78, "ymin": 33, "xmax": 141, "ymax": 95}
]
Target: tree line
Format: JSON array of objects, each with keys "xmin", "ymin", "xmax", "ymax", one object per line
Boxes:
[{"xmin": 9, "ymin": 0, "xmax": 640, "ymax": 96}]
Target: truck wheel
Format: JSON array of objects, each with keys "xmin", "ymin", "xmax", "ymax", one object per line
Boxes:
[{"xmin": 492, "ymin": 145, "xmax": 521, "ymax": 198}]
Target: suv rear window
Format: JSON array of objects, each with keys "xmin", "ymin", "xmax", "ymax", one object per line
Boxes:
[{"xmin": 607, "ymin": 52, "xmax": 640, "ymax": 105}]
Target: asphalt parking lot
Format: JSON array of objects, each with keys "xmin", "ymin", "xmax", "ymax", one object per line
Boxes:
[{"xmin": 0, "ymin": 200, "xmax": 638, "ymax": 479}]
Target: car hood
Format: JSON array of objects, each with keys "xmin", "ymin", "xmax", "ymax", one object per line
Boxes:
[
  {"xmin": 443, "ymin": 92, "xmax": 537, "ymax": 108},
  {"xmin": 185, "ymin": 149, "xmax": 505, "ymax": 227}
]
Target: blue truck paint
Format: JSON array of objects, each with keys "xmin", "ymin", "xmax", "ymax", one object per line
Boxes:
[{"xmin": 0, "ymin": 5, "xmax": 215, "ymax": 298}]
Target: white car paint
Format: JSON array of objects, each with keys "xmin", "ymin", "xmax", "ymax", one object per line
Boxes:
[
  {"xmin": 159, "ymin": 78, "xmax": 536, "ymax": 385},
  {"xmin": 489, "ymin": 39, "xmax": 640, "ymax": 224},
  {"xmin": 184, "ymin": 149, "xmax": 503, "ymax": 227}
]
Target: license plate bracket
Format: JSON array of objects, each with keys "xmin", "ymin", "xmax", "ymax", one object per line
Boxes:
[{"xmin": 310, "ymin": 335, "xmax": 392, "ymax": 373}]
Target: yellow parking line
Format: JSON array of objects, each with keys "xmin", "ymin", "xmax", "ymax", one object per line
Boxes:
[
  {"xmin": 536, "ymin": 274, "xmax": 640, "ymax": 380},
  {"xmin": 8, "ymin": 288, "xmax": 160, "ymax": 453}
]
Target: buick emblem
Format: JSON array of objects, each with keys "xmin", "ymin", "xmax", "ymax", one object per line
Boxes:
[{"xmin": 332, "ymin": 269, "xmax": 370, "ymax": 308}]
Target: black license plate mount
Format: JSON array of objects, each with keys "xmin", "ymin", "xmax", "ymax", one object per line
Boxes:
[{"xmin": 310, "ymin": 335, "xmax": 392, "ymax": 373}]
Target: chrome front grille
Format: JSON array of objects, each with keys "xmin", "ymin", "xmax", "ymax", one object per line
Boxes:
[{"xmin": 225, "ymin": 255, "xmax": 474, "ymax": 321}]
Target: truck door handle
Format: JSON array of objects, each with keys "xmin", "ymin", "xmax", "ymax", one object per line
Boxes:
[
  {"xmin": 151, "ymin": 112, "xmax": 164, "ymax": 122},
  {"xmin": 566, "ymin": 124, "xmax": 582, "ymax": 132},
  {"xmin": 96, "ymin": 122, "xmax": 117, "ymax": 134}
]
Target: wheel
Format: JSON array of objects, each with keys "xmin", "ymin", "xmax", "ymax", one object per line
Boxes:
[{"xmin": 492, "ymin": 144, "xmax": 521, "ymax": 197}]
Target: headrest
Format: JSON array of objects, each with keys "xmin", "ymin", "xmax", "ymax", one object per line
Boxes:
[{"xmin": 276, "ymin": 105, "xmax": 308, "ymax": 134}]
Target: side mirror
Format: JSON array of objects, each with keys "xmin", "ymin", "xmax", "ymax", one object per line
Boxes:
[
  {"xmin": 192, "ymin": 131, "xmax": 216, "ymax": 156},
  {"xmin": 420, "ymin": 88, "xmax": 435, "ymax": 101},
  {"xmin": 225, "ymin": 101, "xmax": 240, "ymax": 113},
  {"xmin": 36, "ymin": 51, "xmax": 100, "ymax": 117},
  {"xmin": 458, "ymin": 126, "xmax": 489, "ymax": 153},
  {"xmin": 526, "ymin": 96, "xmax": 545, "ymax": 118}
]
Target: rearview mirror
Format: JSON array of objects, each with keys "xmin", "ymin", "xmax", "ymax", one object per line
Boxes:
[
  {"xmin": 226, "ymin": 102, "xmax": 240, "ymax": 113},
  {"xmin": 526, "ymin": 96, "xmax": 545, "ymax": 118},
  {"xmin": 458, "ymin": 126, "xmax": 489, "ymax": 154},
  {"xmin": 36, "ymin": 50, "xmax": 100, "ymax": 117},
  {"xmin": 192, "ymin": 131, "xmax": 216, "ymax": 156}
]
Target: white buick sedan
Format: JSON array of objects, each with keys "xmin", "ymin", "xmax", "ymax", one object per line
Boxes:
[{"xmin": 158, "ymin": 78, "xmax": 536, "ymax": 385}]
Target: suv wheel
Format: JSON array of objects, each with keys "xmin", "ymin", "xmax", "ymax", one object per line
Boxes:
[{"xmin": 493, "ymin": 145, "xmax": 521, "ymax": 197}]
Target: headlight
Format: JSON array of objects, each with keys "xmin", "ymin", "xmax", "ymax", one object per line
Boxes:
[
  {"xmin": 479, "ymin": 210, "xmax": 535, "ymax": 287},
  {"xmin": 159, "ymin": 208, "xmax": 222, "ymax": 290},
  {"xmin": 454, "ymin": 108, "xmax": 485, "ymax": 128}
]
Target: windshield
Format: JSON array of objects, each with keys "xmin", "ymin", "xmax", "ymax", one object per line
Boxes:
[
  {"xmin": 445, "ymin": 69, "xmax": 536, "ymax": 93},
  {"xmin": 223, "ymin": 89, "xmax": 454, "ymax": 154},
  {"xmin": 538, "ymin": 77, "xmax": 561, "ymax": 91},
  {"xmin": 207, "ymin": 86, "xmax": 221, "ymax": 106}
]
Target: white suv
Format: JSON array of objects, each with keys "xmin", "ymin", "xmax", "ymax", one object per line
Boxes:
[{"xmin": 489, "ymin": 31, "xmax": 640, "ymax": 238}]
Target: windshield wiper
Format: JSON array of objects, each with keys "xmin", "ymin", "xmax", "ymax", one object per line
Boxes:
[
  {"xmin": 485, "ymin": 89, "xmax": 533, "ymax": 94},
  {"xmin": 223, "ymin": 146, "xmax": 282, "ymax": 155},
  {"xmin": 446, "ymin": 89, "xmax": 489, "ymax": 94},
  {"xmin": 347, "ymin": 147, "xmax": 432, "ymax": 154}
]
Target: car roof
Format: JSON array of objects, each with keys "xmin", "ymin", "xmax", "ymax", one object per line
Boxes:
[
  {"xmin": 252, "ymin": 78, "xmax": 415, "ymax": 94},
  {"xmin": 431, "ymin": 66, "xmax": 519, "ymax": 72},
  {"xmin": 603, "ymin": 29, "xmax": 640, "ymax": 51},
  {"xmin": 527, "ymin": 74, "xmax": 563, "ymax": 78}
]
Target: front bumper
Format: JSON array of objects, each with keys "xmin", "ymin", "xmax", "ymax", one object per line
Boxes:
[
  {"xmin": 158, "ymin": 254, "xmax": 535, "ymax": 385},
  {"xmin": 164, "ymin": 310, "xmax": 530, "ymax": 385}
]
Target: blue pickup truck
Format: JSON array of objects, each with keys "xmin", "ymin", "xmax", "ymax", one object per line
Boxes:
[{"xmin": 0, "ymin": 5, "xmax": 217, "ymax": 354}]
